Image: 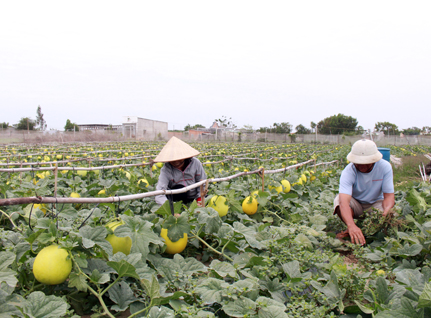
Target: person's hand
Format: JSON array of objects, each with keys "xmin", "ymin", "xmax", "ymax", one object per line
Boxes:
[
  {"xmin": 382, "ymin": 209, "xmax": 393, "ymax": 217},
  {"xmin": 347, "ymin": 224, "xmax": 366, "ymax": 245}
]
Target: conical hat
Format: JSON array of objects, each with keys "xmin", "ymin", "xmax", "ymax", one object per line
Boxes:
[{"xmin": 154, "ymin": 136, "xmax": 200, "ymax": 162}]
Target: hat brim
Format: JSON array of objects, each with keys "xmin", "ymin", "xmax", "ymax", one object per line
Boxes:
[
  {"xmin": 347, "ymin": 151, "xmax": 382, "ymax": 164},
  {"xmin": 153, "ymin": 136, "xmax": 200, "ymax": 162}
]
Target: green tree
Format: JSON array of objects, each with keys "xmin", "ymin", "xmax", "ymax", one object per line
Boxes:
[
  {"xmin": 35, "ymin": 105, "xmax": 47, "ymax": 131},
  {"xmin": 295, "ymin": 124, "xmax": 311, "ymax": 134},
  {"xmin": 422, "ymin": 126, "xmax": 431, "ymax": 135},
  {"xmin": 258, "ymin": 122, "xmax": 292, "ymax": 134},
  {"xmin": 310, "ymin": 121, "xmax": 316, "ymax": 133},
  {"xmin": 402, "ymin": 127, "xmax": 421, "ymax": 135},
  {"xmin": 374, "ymin": 122, "xmax": 398, "ymax": 136},
  {"xmin": 317, "ymin": 114, "xmax": 358, "ymax": 135},
  {"xmin": 14, "ymin": 117, "xmax": 36, "ymax": 130},
  {"xmin": 0, "ymin": 122, "xmax": 9, "ymax": 129},
  {"xmin": 184, "ymin": 124, "xmax": 205, "ymax": 131},
  {"xmin": 64, "ymin": 119, "xmax": 79, "ymax": 131}
]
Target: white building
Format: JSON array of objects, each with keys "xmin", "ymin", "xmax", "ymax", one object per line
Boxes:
[{"xmin": 122, "ymin": 116, "xmax": 168, "ymax": 140}]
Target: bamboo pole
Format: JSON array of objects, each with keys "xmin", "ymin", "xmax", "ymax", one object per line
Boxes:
[
  {"xmin": 0, "ymin": 159, "xmax": 337, "ymax": 207},
  {"xmin": 54, "ymin": 164, "xmax": 58, "ymax": 201}
]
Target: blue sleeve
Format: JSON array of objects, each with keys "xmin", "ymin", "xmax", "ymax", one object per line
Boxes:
[
  {"xmin": 339, "ymin": 165, "xmax": 355, "ymax": 196},
  {"xmin": 382, "ymin": 162, "xmax": 394, "ymax": 194}
]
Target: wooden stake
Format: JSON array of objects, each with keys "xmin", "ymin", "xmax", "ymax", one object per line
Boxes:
[{"xmin": 54, "ymin": 164, "xmax": 58, "ymax": 203}]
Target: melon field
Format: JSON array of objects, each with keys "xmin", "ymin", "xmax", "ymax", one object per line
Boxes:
[{"xmin": 1, "ymin": 141, "xmax": 431, "ymax": 318}]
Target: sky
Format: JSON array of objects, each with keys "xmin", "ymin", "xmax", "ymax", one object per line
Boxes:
[{"xmin": 1, "ymin": 1, "xmax": 430, "ymax": 132}]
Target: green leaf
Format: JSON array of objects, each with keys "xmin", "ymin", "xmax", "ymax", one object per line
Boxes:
[
  {"xmin": 37, "ymin": 232, "xmax": 56, "ymax": 244},
  {"xmin": 172, "ymin": 254, "xmax": 207, "ymax": 276},
  {"xmin": 258, "ymin": 306, "xmax": 289, "ymax": 317},
  {"xmin": 197, "ymin": 207, "xmax": 222, "ymax": 234},
  {"xmin": 78, "ymin": 225, "xmax": 112, "ymax": 254},
  {"xmin": 233, "ymin": 222, "xmax": 263, "ymax": 249},
  {"xmin": 210, "ymin": 260, "xmax": 237, "ymax": 278},
  {"xmin": 310, "ymin": 271, "xmax": 345, "ymax": 304},
  {"xmin": 289, "ymin": 213, "xmax": 302, "ymax": 223},
  {"xmin": 152, "ymin": 291, "xmax": 189, "ymax": 307},
  {"xmin": 22, "ymin": 291, "xmax": 68, "ymax": 318},
  {"xmin": 89, "ymin": 269, "xmax": 110, "ymax": 285},
  {"xmin": 395, "ymin": 269, "xmax": 425, "ymax": 296},
  {"xmin": 99, "ymin": 179, "xmax": 117, "ymax": 189},
  {"xmin": 195, "ymin": 278, "xmax": 229, "ymax": 304},
  {"xmin": 222, "ymin": 297, "xmax": 256, "ymax": 317},
  {"xmin": 108, "ymin": 281, "xmax": 136, "ymax": 312},
  {"xmin": 114, "ymin": 215, "xmax": 164, "ymax": 260},
  {"xmin": 162, "ymin": 215, "xmax": 190, "ymax": 242},
  {"xmin": 147, "ymin": 306, "xmax": 175, "ymax": 317},
  {"xmin": 0, "ymin": 252, "xmax": 18, "ymax": 287},
  {"xmin": 418, "ymin": 282, "xmax": 431, "ymax": 308},
  {"xmin": 354, "ymin": 300, "xmax": 374, "ymax": 314},
  {"xmin": 107, "ymin": 260, "xmax": 139, "ymax": 279},
  {"xmin": 376, "ymin": 277, "xmax": 390, "ymax": 304},
  {"xmin": 406, "ymin": 189, "xmax": 428, "ymax": 211},
  {"xmin": 141, "ymin": 275, "xmax": 161, "ymax": 300},
  {"xmin": 294, "ymin": 233, "xmax": 313, "ymax": 249},
  {"xmin": 259, "ymin": 277, "xmax": 286, "ymax": 303},
  {"xmin": 281, "ymin": 260, "xmax": 301, "ymax": 281},
  {"xmin": 394, "ymin": 243, "xmax": 423, "ymax": 257},
  {"xmin": 68, "ymin": 272, "xmax": 88, "ymax": 292},
  {"xmin": 155, "ymin": 200, "xmax": 182, "ymax": 218},
  {"xmin": 0, "ymin": 287, "xmax": 23, "ymax": 318}
]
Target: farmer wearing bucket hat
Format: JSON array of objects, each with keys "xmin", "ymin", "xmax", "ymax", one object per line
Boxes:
[
  {"xmin": 154, "ymin": 136, "xmax": 207, "ymax": 206},
  {"xmin": 333, "ymin": 139, "xmax": 394, "ymax": 245}
]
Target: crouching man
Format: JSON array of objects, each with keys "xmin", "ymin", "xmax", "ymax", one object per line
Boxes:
[{"xmin": 334, "ymin": 140, "xmax": 394, "ymax": 245}]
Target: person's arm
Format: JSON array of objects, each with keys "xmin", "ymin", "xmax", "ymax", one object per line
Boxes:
[
  {"xmin": 339, "ymin": 193, "xmax": 366, "ymax": 245},
  {"xmin": 381, "ymin": 162, "xmax": 395, "ymax": 216},
  {"xmin": 194, "ymin": 159, "xmax": 207, "ymax": 206},
  {"xmin": 155, "ymin": 167, "xmax": 170, "ymax": 205},
  {"xmin": 382, "ymin": 192, "xmax": 395, "ymax": 216}
]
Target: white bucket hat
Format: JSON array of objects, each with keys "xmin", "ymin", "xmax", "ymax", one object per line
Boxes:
[
  {"xmin": 153, "ymin": 136, "xmax": 200, "ymax": 162},
  {"xmin": 347, "ymin": 140, "xmax": 382, "ymax": 164}
]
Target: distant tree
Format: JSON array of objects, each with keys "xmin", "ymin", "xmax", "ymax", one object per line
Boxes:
[
  {"xmin": 64, "ymin": 119, "xmax": 79, "ymax": 131},
  {"xmin": 184, "ymin": 124, "xmax": 205, "ymax": 131},
  {"xmin": 295, "ymin": 124, "xmax": 311, "ymax": 134},
  {"xmin": 14, "ymin": 117, "xmax": 36, "ymax": 130},
  {"xmin": 356, "ymin": 125, "xmax": 365, "ymax": 133},
  {"xmin": 422, "ymin": 126, "xmax": 431, "ymax": 135},
  {"xmin": 242, "ymin": 124, "xmax": 254, "ymax": 132},
  {"xmin": 215, "ymin": 116, "xmax": 237, "ymax": 129},
  {"xmin": 273, "ymin": 122, "xmax": 292, "ymax": 134},
  {"xmin": 0, "ymin": 122, "xmax": 9, "ymax": 129},
  {"xmin": 35, "ymin": 105, "xmax": 47, "ymax": 131},
  {"xmin": 402, "ymin": 127, "xmax": 421, "ymax": 135},
  {"xmin": 317, "ymin": 114, "xmax": 358, "ymax": 135},
  {"xmin": 310, "ymin": 121, "xmax": 316, "ymax": 133},
  {"xmin": 374, "ymin": 122, "xmax": 399, "ymax": 136},
  {"xmin": 258, "ymin": 122, "xmax": 292, "ymax": 134}
]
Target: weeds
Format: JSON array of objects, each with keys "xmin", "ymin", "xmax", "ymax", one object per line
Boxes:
[{"xmin": 393, "ymin": 154, "xmax": 429, "ymax": 190}]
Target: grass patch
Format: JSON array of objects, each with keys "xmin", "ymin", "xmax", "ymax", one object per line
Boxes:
[{"xmin": 393, "ymin": 154, "xmax": 429, "ymax": 191}]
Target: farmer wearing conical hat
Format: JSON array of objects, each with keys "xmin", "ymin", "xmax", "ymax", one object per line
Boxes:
[
  {"xmin": 334, "ymin": 140, "xmax": 394, "ymax": 245},
  {"xmin": 154, "ymin": 136, "xmax": 207, "ymax": 206}
]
